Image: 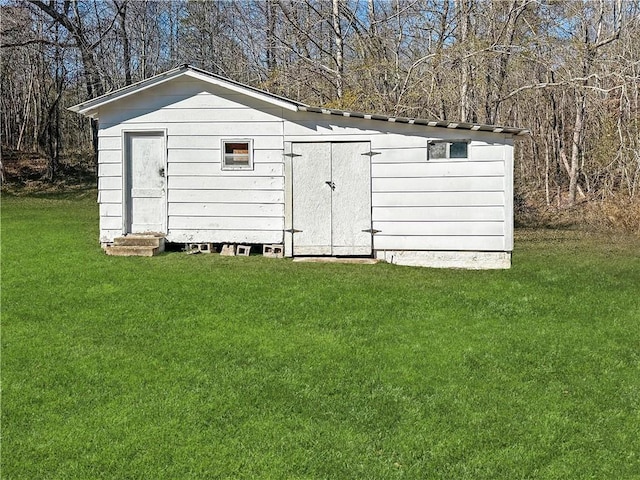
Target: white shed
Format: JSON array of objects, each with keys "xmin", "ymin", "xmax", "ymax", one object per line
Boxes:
[{"xmin": 70, "ymin": 65, "xmax": 528, "ymax": 268}]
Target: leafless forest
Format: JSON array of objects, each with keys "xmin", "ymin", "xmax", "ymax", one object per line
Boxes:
[{"xmin": 1, "ymin": 0, "xmax": 639, "ymax": 229}]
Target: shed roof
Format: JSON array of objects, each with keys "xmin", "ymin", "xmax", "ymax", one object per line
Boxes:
[{"xmin": 69, "ymin": 64, "xmax": 529, "ymax": 136}]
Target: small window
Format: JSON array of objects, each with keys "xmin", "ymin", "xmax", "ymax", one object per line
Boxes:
[
  {"xmin": 428, "ymin": 141, "xmax": 468, "ymax": 160},
  {"xmin": 428, "ymin": 142, "xmax": 447, "ymax": 159},
  {"xmin": 222, "ymin": 139, "xmax": 253, "ymax": 170},
  {"xmin": 450, "ymin": 141, "xmax": 468, "ymax": 158}
]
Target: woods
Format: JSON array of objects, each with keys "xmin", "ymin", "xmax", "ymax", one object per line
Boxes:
[{"xmin": 1, "ymin": 0, "xmax": 639, "ymax": 227}]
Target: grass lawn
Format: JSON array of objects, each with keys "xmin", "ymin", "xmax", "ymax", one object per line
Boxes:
[{"xmin": 2, "ymin": 193, "xmax": 639, "ymax": 479}]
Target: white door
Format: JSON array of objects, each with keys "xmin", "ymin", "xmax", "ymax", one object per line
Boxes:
[
  {"xmin": 292, "ymin": 143, "xmax": 333, "ymax": 255},
  {"xmin": 330, "ymin": 142, "xmax": 372, "ymax": 255},
  {"xmin": 124, "ymin": 132, "xmax": 166, "ymax": 234},
  {"xmin": 292, "ymin": 142, "xmax": 372, "ymax": 256}
]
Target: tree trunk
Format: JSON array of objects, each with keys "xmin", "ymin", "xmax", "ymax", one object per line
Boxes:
[
  {"xmin": 115, "ymin": 0, "xmax": 132, "ymax": 86},
  {"xmin": 568, "ymin": 90, "xmax": 586, "ymax": 205},
  {"xmin": 332, "ymin": 0, "xmax": 344, "ymax": 99}
]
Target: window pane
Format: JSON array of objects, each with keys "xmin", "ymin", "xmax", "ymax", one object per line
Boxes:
[
  {"xmin": 225, "ymin": 142, "xmax": 249, "ymax": 155},
  {"xmin": 450, "ymin": 142, "xmax": 468, "ymax": 158},
  {"xmin": 223, "ymin": 141, "xmax": 251, "ymax": 168},
  {"xmin": 429, "ymin": 142, "xmax": 446, "ymax": 159},
  {"xmin": 224, "ymin": 154, "xmax": 249, "ymax": 166}
]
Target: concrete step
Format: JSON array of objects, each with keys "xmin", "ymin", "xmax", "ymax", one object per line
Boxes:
[
  {"xmin": 113, "ymin": 235, "xmax": 165, "ymax": 249},
  {"xmin": 104, "ymin": 245, "xmax": 160, "ymax": 257}
]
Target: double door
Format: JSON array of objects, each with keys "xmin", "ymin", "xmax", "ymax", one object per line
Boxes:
[{"xmin": 292, "ymin": 142, "xmax": 372, "ymax": 256}]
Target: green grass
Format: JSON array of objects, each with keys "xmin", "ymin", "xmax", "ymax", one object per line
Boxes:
[{"xmin": 2, "ymin": 194, "xmax": 639, "ymax": 479}]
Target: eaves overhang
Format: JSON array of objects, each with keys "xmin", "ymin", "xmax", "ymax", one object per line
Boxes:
[
  {"xmin": 68, "ymin": 64, "xmax": 306, "ymax": 118},
  {"xmin": 297, "ymin": 106, "xmax": 530, "ymax": 136},
  {"xmin": 69, "ymin": 65, "xmax": 529, "ymax": 136}
]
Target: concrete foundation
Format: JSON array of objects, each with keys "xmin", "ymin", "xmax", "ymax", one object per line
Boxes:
[{"xmin": 375, "ymin": 250, "xmax": 511, "ymax": 269}]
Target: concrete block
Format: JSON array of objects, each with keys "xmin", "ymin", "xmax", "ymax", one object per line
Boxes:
[
  {"xmin": 188, "ymin": 243, "xmax": 215, "ymax": 253},
  {"xmin": 236, "ymin": 245, "xmax": 251, "ymax": 256},
  {"xmin": 263, "ymin": 244, "xmax": 284, "ymax": 258},
  {"xmin": 220, "ymin": 244, "xmax": 236, "ymax": 256}
]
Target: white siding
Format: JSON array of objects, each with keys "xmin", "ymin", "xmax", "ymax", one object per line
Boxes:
[
  {"xmin": 168, "ymin": 176, "xmax": 283, "ymax": 190},
  {"xmin": 366, "ymin": 139, "xmax": 510, "ymax": 252},
  {"xmin": 167, "ymin": 229, "xmax": 283, "ymax": 244},
  {"xmin": 372, "ymin": 177, "xmax": 505, "ymax": 192},
  {"xmin": 372, "ymin": 161, "xmax": 504, "ymax": 178},
  {"xmin": 97, "ymin": 146, "xmax": 123, "ymax": 241},
  {"xmin": 94, "ymin": 75, "xmax": 515, "ymax": 257},
  {"xmin": 373, "ymin": 206, "xmax": 505, "ymax": 222},
  {"xmin": 96, "ymin": 78, "xmax": 285, "ymax": 244},
  {"xmin": 168, "ymin": 189, "xmax": 283, "ymax": 204},
  {"xmin": 98, "ymin": 163, "xmax": 121, "ymax": 176},
  {"xmin": 372, "ymin": 221, "xmax": 504, "ymax": 236},
  {"xmin": 373, "ymin": 191, "xmax": 505, "ymax": 207},
  {"xmin": 166, "ymin": 135, "xmax": 283, "ymax": 150},
  {"xmin": 168, "ymin": 162, "xmax": 283, "ymax": 177},
  {"xmin": 168, "ymin": 203, "xmax": 282, "ymax": 217},
  {"xmin": 98, "ymin": 138, "xmax": 121, "ymax": 151},
  {"xmin": 374, "ymin": 235, "xmax": 506, "ymax": 251},
  {"xmin": 280, "ymin": 112, "xmax": 512, "ymax": 253},
  {"xmin": 100, "ymin": 122, "xmax": 283, "ymax": 137},
  {"xmin": 98, "ymin": 190, "xmax": 122, "ymax": 203}
]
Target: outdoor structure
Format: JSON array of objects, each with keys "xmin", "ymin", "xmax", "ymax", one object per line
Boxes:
[{"xmin": 70, "ymin": 64, "xmax": 528, "ymax": 268}]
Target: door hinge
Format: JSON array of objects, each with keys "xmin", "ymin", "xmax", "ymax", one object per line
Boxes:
[
  {"xmin": 361, "ymin": 151, "xmax": 381, "ymax": 157},
  {"xmin": 362, "ymin": 228, "xmax": 381, "ymax": 234},
  {"xmin": 285, "ymin": 228, "xmax": 303, "ymax": 234},
  {"xmin": 284, "ymin": 152, "xmax": 302, "ymax": 158}
]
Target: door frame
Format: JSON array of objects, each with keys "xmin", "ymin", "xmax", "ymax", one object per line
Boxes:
[
  {"xmin": 284, "ymin": 140, "xmax": 373, "ymax": 257},
  {"xmin": 121, "ymin": 129, "xmax": 168, "ymax": 235}
]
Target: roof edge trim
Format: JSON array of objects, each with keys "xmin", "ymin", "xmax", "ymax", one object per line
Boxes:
[
  {"xmin": 297, "ymin": 106, "xmax": 529, "ymax": 136},
  {"xmin": 182, "ymin": 70, "xmax": 299, "ymax": 112},
  {"xmin": 68, "ymin": 64, "xmax": 306, "ymax": 116}
]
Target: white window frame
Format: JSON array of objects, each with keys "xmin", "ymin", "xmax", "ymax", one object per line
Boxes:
[{"xmin": 221, "ymin": 138, "xmax": 254, "ymax": 170}]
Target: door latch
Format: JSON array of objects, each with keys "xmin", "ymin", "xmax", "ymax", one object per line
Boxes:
[
  {"xmin": 159, "ymin": 167, "xmax": 165, "ymax": 177},
  {"xmin": 325, "ymin": 181, "xmax": 336, "ymax": 190}
]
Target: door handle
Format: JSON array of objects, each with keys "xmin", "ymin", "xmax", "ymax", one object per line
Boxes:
[{"xmin": 325, "ymin": 181, "xmax": 335, "ymax": 190}]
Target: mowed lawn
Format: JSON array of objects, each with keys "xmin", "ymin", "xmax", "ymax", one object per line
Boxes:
[{"xmin": 2, "ymin": 194, "xmax": 639, "ymax": 479}]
